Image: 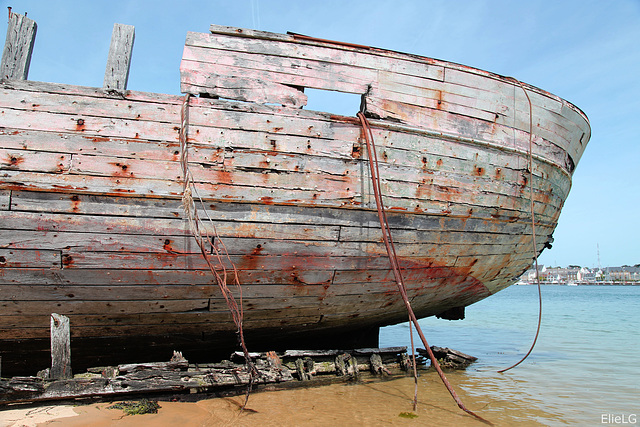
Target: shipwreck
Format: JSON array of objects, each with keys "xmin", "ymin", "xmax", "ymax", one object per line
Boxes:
[{"xmin": 0, "ymin": 13, "xmax": 590, "ymax": 376}]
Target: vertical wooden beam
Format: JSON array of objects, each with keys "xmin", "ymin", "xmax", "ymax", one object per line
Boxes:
[
  {"xmin": 103, "ymin": 23, "xmax": 135, "ymax": 90},
  {"xmin": 50, "ymin": 313, "xmax": 72, "ymax": 379},
  {"xmin": 1, "ymin": 10, "xmax": 37, "ymax": 80}
]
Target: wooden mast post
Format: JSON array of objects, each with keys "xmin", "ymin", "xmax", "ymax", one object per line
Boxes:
[{"xmin": 103, "ymin": 23, "xmax": 135, "ymax": 90}]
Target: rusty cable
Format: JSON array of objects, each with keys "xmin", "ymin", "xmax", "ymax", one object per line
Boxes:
[
  {"xmin": 180, "ymin": 94, "xmax": 258, "ymax": 403},
  {"xmin": 356, "ymin": 112, "xmax": 491, "ymax": 424},
  {"xmin": 498, "ymin": 80, "xmax": 542, "ymax": 373}
]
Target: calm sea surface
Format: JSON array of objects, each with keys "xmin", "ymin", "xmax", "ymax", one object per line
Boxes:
[{"xmin": 380, "ymin": 285, "xmax": 640, "ymax": 425}]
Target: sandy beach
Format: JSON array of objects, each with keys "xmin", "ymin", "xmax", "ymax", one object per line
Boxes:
[{"xmin": 0, "ymin": 373, "xmax": 554, "ymax": 427}]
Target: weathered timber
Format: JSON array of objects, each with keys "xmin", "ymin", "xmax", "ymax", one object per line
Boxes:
[
  {"xmin": 103, "ymin": 23, "xmax": 135, "ymax": 91},
  {"xmin": 181, "ymin": 25, "xmax": 588, "ymax": 164},
  {"xmin": 419, "ymin": 346, "xmax": 478, "ymax": 369},
  {"xmin": 50, "ymin": 314, "xmax": 72, "ymax": 379},
  {"xmin": 1, "ymin": 12, "xmax": 37, "ymax": 80},
  {"xmin": 0, "ymin": 347, "xmax": 412, "ymax": 405}
]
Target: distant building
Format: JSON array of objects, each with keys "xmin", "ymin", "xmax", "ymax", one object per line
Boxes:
[
  {"xmin": 519, "ymin": 265, "xmax": 547, "ymax": 282},
  {"xmin": 544, "ymin": 266, "xmax": 579, "ymax": 283},
  {"xmin": 577, "ymin": 267, "xmax": 596, "ymax": 283},
  {"xmin": 604, "ymin": 266, "xmax": 640, "ymax": 283}
]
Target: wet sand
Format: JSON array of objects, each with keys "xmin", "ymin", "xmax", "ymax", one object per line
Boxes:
[{"xmin": 0, "ymin": 372, "xmax": 558, "ymax": 426}]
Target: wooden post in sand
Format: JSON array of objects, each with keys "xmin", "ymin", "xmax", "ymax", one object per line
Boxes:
[{"xmin": 50, "ymin": 313, "xmax": 72, "ymax": 379}]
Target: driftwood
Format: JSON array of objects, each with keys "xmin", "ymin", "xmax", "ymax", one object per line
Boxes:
[
  {"xmin": 0, "ymin": 347, "xmax": 413, "ymax": 405},
  {"xmin": 418, "ymin": 346, "xmax": 478, "ymax": 369}
]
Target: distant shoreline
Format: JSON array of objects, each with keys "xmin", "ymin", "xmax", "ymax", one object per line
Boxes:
[{"xmin": 515, "ymin": 281, "xmax": 639, "ymax": 286}]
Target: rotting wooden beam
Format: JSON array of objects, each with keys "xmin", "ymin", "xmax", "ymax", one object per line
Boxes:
[
  {"xmin": 0, "ymin": 347, "xmax": 413, "ymax": 405},
  {"xmin": 50, "ymin": 313, "xmax": 72, "ymax": 379},
  {"xmin": 103, "ymin": 23, "xmax": 135, "ymax": 91},
  {"xmin": 1, "ymin": 10, "xmax": 37, "ymax": 80}
]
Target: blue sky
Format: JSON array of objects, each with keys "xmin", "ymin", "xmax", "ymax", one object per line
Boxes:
[{"xmin": 2, "ymin": 0, "xmax": 639, "ymax": 268}]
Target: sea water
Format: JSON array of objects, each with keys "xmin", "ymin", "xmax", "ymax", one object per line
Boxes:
[{"xmin": 380, "ymin": 285, "xmax": 640, "ymax": 425}]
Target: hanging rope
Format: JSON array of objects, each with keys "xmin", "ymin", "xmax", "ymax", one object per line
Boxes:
[
  {"xmin": 179, "ymin": 94, "xmax": 258, "ymax": 400},
  {"xmin": 356, "ymin": 112, "xmax": 491, "ymax": 424},
  {"xmin": 498, "ymin": 80, "xmax": 542, "ymax": 374}
]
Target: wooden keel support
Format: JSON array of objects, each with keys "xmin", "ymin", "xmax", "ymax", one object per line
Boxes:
[
  {"xmin": 50, "ymin": 313, "xmax": 72, "ymax": 379},
  {"xmin": 0, "ymin": 347, "xmax": 414, "ymax": 404},
  {"xmin": 103, "ymin": 23, "xmax": 135, "ymax": 91}
]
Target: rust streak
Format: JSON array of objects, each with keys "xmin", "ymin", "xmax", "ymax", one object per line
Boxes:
[{"xmin": 5, "ymin": 154, "xmax": 24, "ymax": 167}]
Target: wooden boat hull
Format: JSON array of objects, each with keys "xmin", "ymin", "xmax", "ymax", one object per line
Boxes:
[{"xmin": 0, "ymin": 24, "xmax": 589, "ymax": 374}]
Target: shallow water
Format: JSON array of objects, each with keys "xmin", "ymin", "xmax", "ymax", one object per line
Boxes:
[
  {"xmin": 3, "ymin": 285, "xmax": 638, "ymax": 426},
  {"xmin": 381, "ymin": 285, "xmax": 640, "ymax": 425}
]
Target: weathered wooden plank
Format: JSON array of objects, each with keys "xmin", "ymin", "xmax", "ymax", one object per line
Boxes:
[
  {"xmin": 50, "ymin": 313, "xmax": 72, "ymax": 379},
  {"xmin": 180, "ymin": 69, "xmax": 308, "ymax": 107},
  {"xmin": 365, "ymin": 96, "xmax": 573, "ymax": 174},
  {"xmin": 0, "ymin": 270, "xmax": 336, "ymax": 292},
  {"xmin": 374, "ymin": 70, "xmax": 587, "ymax": 153},
  {"xmin": 0, "ymin": 89, "xmax": 356, "ymax": 160},
  {"xmin": 0, "ymin": 275, "xmax": 428, "ymax": 305},
  {"xmin": 0, "ymin": 84, "xmax": 180, "ymax": 123},
  {"xmin": 69, "ymin": 151, "xmax": 358, "ymax": 195},
  {"xmin": 0, "ymin": 346, "xmax": 414, "ymax": 405},
  {"xmin": 365, "ymin": 128, "xmax": 571, "ymax": 200},
  {"xmin": 443, "ymin": 68, "xmax": 586, "ymax": 159},
  {"xmin": 103, "ymin": 23, "xmax": 135, "ymax": 91},
  {"xmin": 6, "ymin": 190, "xmax": 551, "ymax": 236},
  {"xmin": 0, "ymin": 78, "xmax": 185, "ymax": 108},
  {"xmin": 2, "ymin": 148, "xmax": 564, "ymax": 219},
  {"xmin": 0, "ymin": 250, "xmax": 457, "ymax": 279},
  {"xmin": 0, "ymin": 294, "xmax": 402, "ymax": 322},
  {"xmin": 0, "ymin": 299, "xmax": 211, "ymax": 317},
  {"xmin": 0, "ymin": 189, "xmax": 9, "ymax": 210},
  {"xmin": 181, "ymin": 45, "xmax": 373, "ymax": 94},
  {"xmin": 0, "ymin": 148, "xmax": 72, "ymax": 173},
  {"xmin": 0, "ymin": 312, "xmax": 324, "ymax": 337},
  {"xmin": 0, "ymin": 170, "xmax": 360, "ymax": 206},
  {"xmin": 0, "ymin": 128, "xmax": 222, "ymax": 165},
  {"xmin": 0, "ymin": 362, "xmax": 292, "ymax": 404},
  {"xmin": 188, "ymin": 30, "xmax": 445, "ymax": 82},
  {"xmin": 0, "ymin": 151, "xmax": 562, "ymax": 218},
  {"xmin": 117, "ymin": 358, "xmax": 189, "ymax": 374},
  {"xmin": 0, "ymin": 218, "xmax": 548, "ymax": 260},
  {"xmin": 0, "ymin": 107, "xmax": 180, "ymax": 142},
  {"xmin": 184, "ymin": 27, "xmax": 587, "ymax": 160},
  {"xmin": 0, "ymin": 79, "xmax": 575, "ymax": 190},
  {"xmin": 0, "ymin": 211, "xmax": 342, "ymax": 242},
  {"xmin": 0, "ymin": 124, "xmax": 352, "ymax": 166},
  {"xmin": 1, "ymin": 12, "xmax": 37, "ymax": 80},
  {"xmin": 9, "ymin": 190, "xmax": 185, "ymax": 218},
  {"xmin": 0, "ymin": 248, "xmax": 60, "ymax": 268},
  {"xmin": 0, "ymin": 210, "xmax": 555, "ymax": 265},
  {"xmin": 2, "ymin": 173, "xmax": 561, "ymax": 228}
]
